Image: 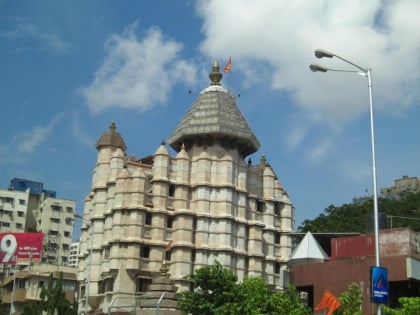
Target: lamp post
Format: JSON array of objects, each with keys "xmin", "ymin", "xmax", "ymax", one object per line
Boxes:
[
  {"xmin": 75, "ymin": 214, "xmax": 94, "ymax": 315},
  {"xmin": 310, "ymin": 49, "xmax": 381, "ymax": 314},
  {"xmin": 9, "ymin": 256, "xmax": 17, "ymax": 315}
]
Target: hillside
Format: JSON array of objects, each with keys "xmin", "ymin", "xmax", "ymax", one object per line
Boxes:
[{"xmin": 297, "ymin": 192, "xmax": 420, "ymax": 233}]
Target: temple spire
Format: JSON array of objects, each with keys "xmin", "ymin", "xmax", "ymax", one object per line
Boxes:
[{"xmin": 209, "ymin": 60, "xmax": 222, "ymax": 85}]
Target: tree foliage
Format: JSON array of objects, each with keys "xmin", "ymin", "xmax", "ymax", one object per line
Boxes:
[
  {"xmin": 382, "ymin": 297, "xmax": 420, "ymax": 315},
  {"xmin": 298, "ymin": 192, "xmax": 420, "ymax": 233},
  {"xmin": 177, "ymin": 261, "xmax": 311, "ymax": 315},
  {"xmin": 336, "ymin": 283, "xmax": 363, "ymax": 315}
]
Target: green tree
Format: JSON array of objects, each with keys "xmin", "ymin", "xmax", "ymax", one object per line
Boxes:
[
  {"xmin": 22, "ymin": 301, "xmax": 43, "ymax": 315},
  {"xmin": 336, "ymin": 283, "xmax": 363, "ymax": 315},
  {"xmin": 383, "ymin": 297, "xmax": 420, "ymax": 315},
  {"xmin": 216, "ymin": 277, "xmax": 272, "ymax": 315},
  {"xmin": 177, "ymin": 262, "xmax": 311, "ymax": 315},
  {"xmin": 298, "ymin": 192, "xmax": 420, "ymax": 233},
  {"xmin": 269, "ymin": 286, "xmax": 312, "ymax": 315},
  {"xmin": 177, "ymin": 261, "xmax": 238, "ymax": 315}
]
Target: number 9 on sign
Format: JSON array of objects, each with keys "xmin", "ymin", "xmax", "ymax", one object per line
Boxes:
[{"xmin": 1, "ymin": 234, "xmax": 17, "ymax": 263}]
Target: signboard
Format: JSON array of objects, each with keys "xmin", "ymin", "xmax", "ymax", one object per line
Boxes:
[
  {"xmin": 371, "ymin": 266, "xmax": 389, "ymax": 303},
  {"xmin": 0, "ymin": 232, "xmax": 44, "ymax": 265}
]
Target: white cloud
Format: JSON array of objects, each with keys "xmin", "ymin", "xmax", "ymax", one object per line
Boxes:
[
  {"xmin": 71, "ymin": 112, "xmax": 93, "ymax": 147},
  {"xmin": 1, "ymin": 21, "xmax": 72, "ymax": 54},
  {"xmin": 80, "ymin": 21, "xmax": 197, "ymax": 113},
  {"xmin": 197, "ymin": 0, "xmax": 419, "ymax": 119},
  {"xmin": 196, "ymin": 0, "xmax": 420, "ymax": 163},
  {"xmin": 304, "ymin": 138, "xmax": 333, "ymax": 165},
  {"xmin": 13, "ymin": 114, "xmax": 63, "ymax": 154}
]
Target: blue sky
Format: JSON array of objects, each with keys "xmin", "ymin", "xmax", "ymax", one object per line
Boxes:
[{"xmin": 1, "ymin": 0, "xmax": 419, "ymax": 239}]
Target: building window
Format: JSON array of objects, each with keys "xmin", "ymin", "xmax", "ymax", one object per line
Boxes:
[
  {"xmin": 141, "ymin": 245, "xmax": 150, "ymax": 258},
  {"xmin": 256, "ymin": 199, "xmax": 265, "ymax": 212},
  {"xmin": 103, "ymin": 247, "xmax": 110, "ymax": 260},
  {"xmin": 166, "ymin": 216, "xmax": 173, "ymax": 228},
  {"xmin": 48, "ymin": 230, "xmax": 59, "ymax": 236},
  {"xmin": 4, "ymin": 197, "xmax": 14, "ymax": 206},
  {"xmin": 50, "ymin": 218, "xmax": 60, "ymax": 223},
  {"xmin": 66, "ymin": 207, "xmax": 73, "ymax": 213},
  {"xmin": 62, "ymin": 244, "xmax": 70, "ymax": 251},
  {"xmin": 104, "ymin": 278, "xmax": 114, "ymax": 292},
  {"xmin": 98, "ymin": 280, "xmax": 105, "ymax": 294},
  {"xmin": 16, "ymin": 223, "xmax": 23, "ymax": 229},
  {"xmin": 145, "ymin": 213, "xmax": 152, "ymax": 225},
  {"xmin": 274, "ymin": 262, "xmax": 281, "ymax": 274},
  {"xmin": 19, "ymin": 199, "xmax": 26, "ymax": 205},
  {"xmin": 169, "ymin": 184, "xmax": 175, "ymax": 197},
  {"xmin": 2, "ymin": 222, "xmax": 10, "ymax": 227},
  {"xmin": 274, "ymin": 202, "xmax": 281, "ymax": 215},
  {"xmin": 18, "ymin": 211, "xmax": 24, "ymax": 217},
  {"xmin": 136, "ymin": 277, "xmax": 152, "ymax": 293},
  {"xmin": 51, "ymin": 205, "xmax": 62, "ymax": 212},
  {"xmin": 61, "ymin": 256, "xmax": 68, "ymax": 263},
  {"xmin": 64, "ymin": 231, "xmax": 70, "ymax": 237},
  {"xmin": 275, "ymin": 232, "xmax": 281, "ymax": 244},
  {"xmin": 165, "ymin": 251, "xmax": 171, "ymax": 261}
]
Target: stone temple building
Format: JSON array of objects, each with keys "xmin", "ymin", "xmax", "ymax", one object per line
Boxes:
[{"xmin": 77, "ymin": 61, "xmax": 294, "ymax": 313}]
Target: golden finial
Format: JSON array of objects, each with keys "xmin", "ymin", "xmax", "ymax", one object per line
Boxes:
[{"xmin": 209, "ymin": 60, "xmax": 222, "ymax": 85}]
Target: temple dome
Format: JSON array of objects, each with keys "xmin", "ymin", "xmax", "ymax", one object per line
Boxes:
[
  {"xmin": 167, "ymin": 60, "xmax": 260, "ymax": 157},
  {"xmin": 95, "ymin": 122, "xmax": 127, "ymax": 151}
]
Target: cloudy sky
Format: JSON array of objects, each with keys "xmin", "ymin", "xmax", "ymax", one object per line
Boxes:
[{"xmin": 1, "ymin": 0, "xmax": 419, "ymax": 238}]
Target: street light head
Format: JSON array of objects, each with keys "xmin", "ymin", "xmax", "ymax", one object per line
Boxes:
[
  {"xmin": 315, "ymin": 48, "xmax": 335, "ymax": 59},
  {"xmin": 309, "ymin": 64, "xmax": 328, "ymax": 72}
]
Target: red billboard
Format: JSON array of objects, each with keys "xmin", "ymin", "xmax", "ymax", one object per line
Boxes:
[{"xmin": 0, "ymin": 232, "xmax": 44, "ymax": 265}]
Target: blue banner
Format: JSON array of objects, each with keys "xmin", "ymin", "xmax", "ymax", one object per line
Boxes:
[{"xmin": 371, "ymin": 266, "xmax": 389, "ymax": 303}]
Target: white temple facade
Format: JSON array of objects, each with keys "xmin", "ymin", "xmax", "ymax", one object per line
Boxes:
[{"xmin": 77, "ymin": 61, "xmax": 295, "ymax": 313}]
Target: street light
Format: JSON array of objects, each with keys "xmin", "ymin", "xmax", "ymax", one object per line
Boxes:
[
  {"xmin": 8, "ymin": 256, "xmax": 17, "ymax": 315},
  {"xmin": 75, "ymin": 214, "xmax": 94, "ymax": 315},
  {"xmin": 310, "ymin": 49, "xmax": 381, "ymax": 314}
]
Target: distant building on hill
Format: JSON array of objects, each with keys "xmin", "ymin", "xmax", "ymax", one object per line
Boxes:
[
  {"xmin": 380, "ymin": 175, "xmax": 420, "ymax": 199},
  {"xmin": 353, "ymin": 175, "xmax": 420, "ymax": 205}
]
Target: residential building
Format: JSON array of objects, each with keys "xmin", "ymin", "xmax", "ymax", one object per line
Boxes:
[
  {"xmin": 37, "ymin": 197, "xmax": 75, "ymax": 265},
  {"xmin": 1, "ymin": 263, "xmax": 77, "ymax": 315},
  {"xmin": 69, "ymin": 241, "xmax": 80, "ymax": 268},
  {"xmin": 0, "ymin": 178, "xmax": 76, "ymax": 266},
  {"xmin": 290, "ymin": 228, "xmax": 420, "ymax": 314},
  {"xmin": 0, "ymin": 188, "xmax": 30, "ymax": 232},
  {"xmin": 77, "ymin": 61, "xmax": 294, "ymax": 314}
]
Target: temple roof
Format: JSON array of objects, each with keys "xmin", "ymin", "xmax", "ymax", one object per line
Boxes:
[
  {"xmin": 95, "ymin": 122, "xmax": 127, "ymax": 151},
  {"xmin": 289, "ymin": 231, "xmax": 329, "ymax": 263},
  {"xmin": 167, "ymin": 60, "xmax": 260, "ymax": 157}
]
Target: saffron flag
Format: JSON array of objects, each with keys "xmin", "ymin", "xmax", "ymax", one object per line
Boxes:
[
  {"xmin": 315, "ymin": 290, "xmax": 341, "ymax": 315},
  {"xmin": 223, "ymin": 57, "xmax": 232, "ymax": 73}
]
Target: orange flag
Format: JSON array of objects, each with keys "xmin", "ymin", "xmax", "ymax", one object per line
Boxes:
[
  {"xmin": 223, "ymin": 57, "xmax": 232, "ymax": 73},
  {"xmin": 315, "ymin": 290, "xmax": 341, "ymax": 315}
]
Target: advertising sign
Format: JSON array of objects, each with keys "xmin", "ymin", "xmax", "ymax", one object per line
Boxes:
[
  {"xmin": 371, "ymin": 266, "xmax": 389, "ymax": 303},
  {"xmin": 0, "ymin": 232, "xmax": 44, "ymax": 265}
]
